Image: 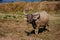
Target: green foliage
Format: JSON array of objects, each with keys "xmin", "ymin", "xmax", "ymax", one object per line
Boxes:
[
  {"xmin": 3, "ymin": 15, "xmax": 11, "ymax": 19},
  {"xmin": 12, "ymin": 16, "xmax": 16, "ymax": 19},
  {"xmin": 3, "ymin": 16, "xmax": 8, "ymax": 19}
]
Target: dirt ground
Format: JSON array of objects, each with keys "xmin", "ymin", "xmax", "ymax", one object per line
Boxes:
[{"xmin": 0, "ymin": 12, "xmax": 60, "ymax": 40}]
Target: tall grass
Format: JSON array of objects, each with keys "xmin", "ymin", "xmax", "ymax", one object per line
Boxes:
[{"xmin": 0, "ymin": 2, "xmax": 60, "ymax": 13}]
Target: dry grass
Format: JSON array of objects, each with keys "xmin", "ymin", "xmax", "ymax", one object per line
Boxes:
[
  {"xmin": 0, "ymin": 1, "xmax": 60, "ymax": 13},
  {"xmin": 0, "ymin": 1, "xmax": 60, "ymax": 40},
  {"xmin": 0, "ymin": 10, "xmax": 59, "ymax": 40}
]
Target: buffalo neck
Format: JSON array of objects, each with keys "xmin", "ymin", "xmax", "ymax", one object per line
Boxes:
[{"xmin": 31, "ymin": 20, "xmax": 37, "ymax": 29}]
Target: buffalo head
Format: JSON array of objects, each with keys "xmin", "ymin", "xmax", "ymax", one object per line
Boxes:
[{"xmin": 24, "ymin": 13, "xmax": 40, "ymax": 23}]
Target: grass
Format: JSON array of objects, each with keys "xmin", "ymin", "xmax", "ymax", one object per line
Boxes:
[
  {"xmin": 0, "ymin": 1, "xmax": 60, "ymax": 13},
  {"xmin": 0, "ymin": 10, "xmax": 60, "ymax": 40},
  {"xmin": 0, "ymin": 1, "xmax": 60, "ymax": 40}
]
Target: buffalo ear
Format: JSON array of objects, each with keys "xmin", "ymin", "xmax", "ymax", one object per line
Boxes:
[{"xmin": 32, "ymin": 14, "xmax": 40, "ymax": 20}]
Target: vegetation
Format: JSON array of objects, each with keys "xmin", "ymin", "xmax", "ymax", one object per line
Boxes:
[
  {"xmin": 0, "ymin": 1, "xmax": 60, "ymax": 13},
  {"xmin": 0, "ymin": 1, "xmax": 60, "ymax": 40}
]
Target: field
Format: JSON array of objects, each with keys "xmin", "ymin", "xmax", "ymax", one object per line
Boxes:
[
  {"xmin": 0, "ymin": 1, "xmax": 60, "ymax": 12},
  {"xmin": 0, "ymin": 1, "xmax": 60, "ymax": 40}
]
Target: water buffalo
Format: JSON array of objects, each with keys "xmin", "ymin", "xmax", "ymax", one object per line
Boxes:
[{"xmin": 24, "ymin": 11, "xmax": 49, "ymax": 35}]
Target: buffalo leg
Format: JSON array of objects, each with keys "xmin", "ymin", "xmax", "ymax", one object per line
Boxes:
[
  {"xmin": 43, "ymin": 25, "xmax": 46, "ymax": 29},
  {"xmin": 35, "ymin": 27, "xmax": 38, "ymax": 35}
]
